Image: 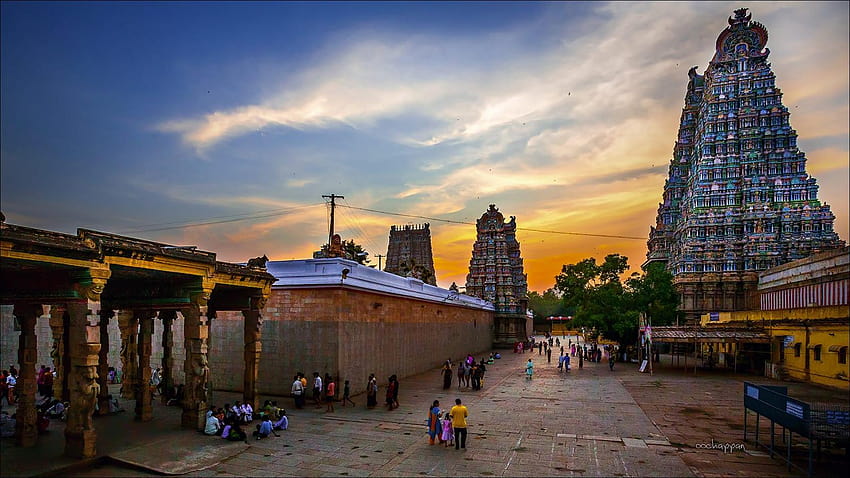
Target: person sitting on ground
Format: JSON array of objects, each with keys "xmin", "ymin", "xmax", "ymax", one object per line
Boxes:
[
  {"xmin": 204, "ymin": 409, "xmax": 223, "ymax": 436},
  {"xmin": 241, "ymin": 401, "xmax": 253, "ymax": 423},
  {"xmin": 253, "ymin": 416, "xmax": 278, "ymax": 440},
  {"xmin": 272, "ymin": 409, "xmax": 288, "ymax": 430},
  {"xmin": 224, "ymin": 421, "xmax": 248, "ymax": 443}
]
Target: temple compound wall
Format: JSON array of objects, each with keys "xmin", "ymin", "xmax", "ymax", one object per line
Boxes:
[{"xmin": 211, "ymin": 258, "xmax": 495, "ymax": 396}]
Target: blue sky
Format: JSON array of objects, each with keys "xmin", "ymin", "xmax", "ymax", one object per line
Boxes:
[{"xmin": 2, "ymin": 1, "xmax": 848, "ymax": 291}]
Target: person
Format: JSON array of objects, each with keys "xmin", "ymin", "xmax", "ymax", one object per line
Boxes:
[
  {"xmin": 312, "ymin": 372, "xmax": 323, "ymax": 408},
  {"xmin": 450, "ymin": 398, "xmax": 468, "ymax": 450},
  {"xmin": 578, "ymin": 351, "xmax": 584, "ymax": 369},
  {"xmin": 546, "ymin": 344, "xmax": 552, "ymax": 364},
  {"xmin": 272, "ymin": 409, "xmax": 288, "ymax": 430},
  {"xmin": 253, "ymin": 416, "xmax": 278, "ymax": 440},
  {"xmin": 107, "ymin": 395, "xmax": 124, "ymax": 414},
  {"xmin": 441, "ymin": 362, "xmax": 452, "ymax": 390},
  {"xmin": 366, "ymin": 374, "xmax": 377, "ymax": 408},
  {"xmin": 150, "ymin": 367, "xmax": 162, "ymax": 397},
  {"xmin": 204, "ymin": 410, "xmax": 223, "ymax": 436},
  {"xmin": 463, "ymin": 361, "xmax": 472, "ymax": 388},
  {"xmin": 291, "ymin": 375, "xmax": 305, "ymax": 409},
  {"xmin": 43, "ymin": 368, "xmax": 54, "ymax": 398},
  {"xmin": 427, "ymin": 400, "xmax": 442, "ymax": 445},
  {"xmin": 342, "ymin": 380, "xmax": 355, "ymax": 407},
  {"xmin": 37, "ymin": 365, "xmax": 47, "ymax": 397},
  {"xmin": 325, "ymin": 376, "xmax": 335, "ymax": 413},
  {"xmin": 5, "ymin": 371, "xmax": 16, "ymax": 405},
  {"xmin": 391, "ymin": 375, "xmax": 400, "ymax": 409},
  {"xmin": 241, "ymin": 401, "xmax": 254, "ymax": 423},
  {"xmin": 456, "ymin": 362, "xmax": 464, "ymax": 389},
  {"xmin": 441, "ymin": 411, "xmax": 454, "ymax": 447},
  {"xmin": 565, "ymin": 353, "xmax": 571, "ymax": 372},
  {"xmin": 558, "ymin": 350, "xmax": 565, "ymax": 371},
  {"xmin": 609, "ymin": 352, "xmax": 615, "ymax": 371},
  {"xmin": 224, "ymin": 421, "xmax": 248, "ymax": 443},
  {"xmin": 386, "ymin": 376, "xmax": 396, "ymax": 410},
  {"xmin": 525, "ymin": 359, "xmax": 534, "ymax": 380}
]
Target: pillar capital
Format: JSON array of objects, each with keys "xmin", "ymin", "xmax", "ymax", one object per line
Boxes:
[{"xmin": 71, "ymin": 267, "xmax": 111, "ymax": 302}]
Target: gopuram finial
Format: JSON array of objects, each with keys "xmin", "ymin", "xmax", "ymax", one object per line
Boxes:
[{"xmin": 729, "ymin": 8, "xmax": 751, "ymax": 26}]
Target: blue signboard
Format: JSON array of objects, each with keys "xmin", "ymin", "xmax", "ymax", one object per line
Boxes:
[{"xmin": 710, "ymin": 312, "xmax": 720, "ymax": 322}]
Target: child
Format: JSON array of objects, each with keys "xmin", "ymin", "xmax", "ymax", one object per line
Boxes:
[
  {"xmin": 440, "ymin": 412, "xmax": 454, "ymax": 447},
  {"xmin": 341, "ymin": 380, "xmax": 355, "ymax": 407},
  {"xmin": 326, "ymin": 376, "xmax": 336, "ymax": 413},
  {"xmin": 272, "ymin": 409, "xmax": 288, "ymax": 430}
]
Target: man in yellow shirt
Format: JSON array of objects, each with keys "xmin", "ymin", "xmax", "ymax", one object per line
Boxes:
[{"xmin": 450, "ymin": 398, "xmax": 468, "ymax": 450}]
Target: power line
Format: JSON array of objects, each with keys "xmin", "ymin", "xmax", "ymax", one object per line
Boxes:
[
  {"xmin": 337, "ymin": 204, "xmax": 646, "ymax": 240},
  {"xmin": 118, "ymin": 203, "xmax": 323, "ymax": 234}
]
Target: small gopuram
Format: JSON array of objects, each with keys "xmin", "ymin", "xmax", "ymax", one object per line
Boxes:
[
  {"xmin": 465, "ymin": 205, "xmax": 528, "ymax": 348},
  {"xmin": 0, "ymin": 217, "xmax": 274, "ymax": 458},
  {"xmin": 384, "ymin": 223, "xmax": 437, "ymax": 285},
  {"xmin": 646, "ymin": 8, "xmax": 845, "ymax": 323}
]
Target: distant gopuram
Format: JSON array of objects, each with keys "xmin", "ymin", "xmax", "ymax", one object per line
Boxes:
[
  {"xmin": 466, "ymin": 204, "xmax": 528, "ymax": 347},
  {"xmin": 384, "ymin": 223, "xmax": 437, "ymax": 285},
  {"xmin": 645, "ymin": 8, "xmax": 845, "ymax": 324}
]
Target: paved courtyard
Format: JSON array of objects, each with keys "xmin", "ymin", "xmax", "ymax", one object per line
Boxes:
[{"xmin": 1, "ymin": 337, "xmax": 847, "ymax": 477}]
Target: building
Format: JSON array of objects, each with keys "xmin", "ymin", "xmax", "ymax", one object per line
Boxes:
[
  {"xmin": 465, "ymin": 204, "xmax": 528, "ymax": 347},
  {"xmin": 384, "ymin": 223, "xmax": 437, "ymax": 285},
  {"xmin": 699, "ymin": 246, "xmax": 849, "ymax": 389},
  {"xmin": 212, "ymin": 258, "xmax": 494, "ymax": 396},
  {"xmin": 646, "ymin": 8, "xmax": 845, "ymax": 323}
]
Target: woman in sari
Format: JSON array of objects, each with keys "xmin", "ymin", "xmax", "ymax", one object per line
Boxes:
[
  {"xmin": 441, "ymin": 362, "xmax": 452, "ymax": 390},
  {"xmin": 427, "ymin": 400, "xmax": 442, "ymax": 445}
]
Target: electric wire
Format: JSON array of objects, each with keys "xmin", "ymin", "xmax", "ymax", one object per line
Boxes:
[
  {"xmin": 118, "ymin": 203, "xmax": 324, "ymax": 234},
  {"xmin": 337, "ymin": 204, "xmax": 646, "ymax": 240}
]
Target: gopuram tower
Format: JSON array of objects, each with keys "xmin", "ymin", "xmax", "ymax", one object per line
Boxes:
[
  {"xmin": 466, "ymin": 204, "xmax": 528, "ymax": 347},
  {"xmin": 646, "ymin": 8, "xmax": 845, "ymax": 324},
  {"xmin": 384, "ymin": 223, "xmax": 437, "ymax": 285}
]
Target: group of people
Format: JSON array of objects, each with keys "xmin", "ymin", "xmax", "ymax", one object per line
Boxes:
[
  {"xmin": 204, "ymin": 400, "xmax": 288, "ymax": 441},
  {"xmin": 444, "ymin": 355, "xmax": 491, "ymax": 391},
  {"xmin": 426, "ymin": 398, "xmax": 469, "ymax": 450},
  {"xmin": 1, "ymin": 365, "xmax": 21, "ymax": 406},
  {"xmin": 289, "ymin": 372, "xmax": 355, "ymax": 412}
]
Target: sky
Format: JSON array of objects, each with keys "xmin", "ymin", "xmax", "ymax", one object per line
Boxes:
[{"xmin": 2, "ymin": 1, "xmax": 848, "ymax": 293}]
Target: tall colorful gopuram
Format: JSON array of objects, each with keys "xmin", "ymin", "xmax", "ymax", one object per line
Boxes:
[
  {"xmin": 466, "ymin": 204, "xmax": 528, "ymax": 347},
  {"xmin": 384, "ymin": 223, "xmax": 437, "ymax": 285},
  {"xmin": 646, "ymin": 8, "xmax": 845, "ymax": 324}
]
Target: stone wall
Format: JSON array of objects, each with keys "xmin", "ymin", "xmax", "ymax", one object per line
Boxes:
[{"xmin": 212, "ymin": 286, "xmax": 494, "ymax": 396}]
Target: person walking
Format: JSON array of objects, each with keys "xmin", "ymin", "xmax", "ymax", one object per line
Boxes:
[
  {"xmin": 342, "ymin": 380, "xmax": 355, "ymax": 407},
  {"xmin": 450, "ymin": 398, "xmax": 468, "ymax": 450},
  {"xmin": 546, "ymin": 345, "xmax": 552, "ymax": 364},
  {"xmin": 427, "ymin": 400, "xmax": 442, "ymax": 445},
  {"xmin": 312, "ymin": 372, "xmax": 323, "ymax": 408},
  {"xmin": 441, "ymin": 362, "xmax": 452, "ymax": 390},
  {"xmin": 386, "ymin": 376, "xmax": 397, "ymax": 410},
  {"xmin": 325, "ymin": 376, "xmax": 336, "ymax": 413},
  {"xmin": 525, "ymin": 359, "xmax": 534, "ymax": 380},
  {"xmin": 609, "ymin": 352, "xmax": 615, "ymax": 371},
  {"xmin": 291, "ymin": 375, "xmax": 305, "ymax": 409},
  {"xmin": 366, "ymin": 374, "xmax": 378, "ymax": 409}
]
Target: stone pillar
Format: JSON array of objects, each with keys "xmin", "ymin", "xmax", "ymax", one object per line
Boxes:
[
  {"xmin": 242, "ymin": 301, "xmax": 264, "ymax": 410},
  {"xmin": 13, "ymin": 304, "xmax": 42, "ymax": 447},
  {"xmin": 135, "ymin": 311, "xmax": 154, "ymax": 422},
  {"xmin": 96, "ymin": 309, "xmax": 113, "ymax": 415},
  {"xmin": 64, "ymin": 300, "xmax": 101, "ymax": 459},
  {"xmin": 159, "ymin": 310, "xmax": 176, "ymax": 405},
  {"xmin": 117, "ymin": 311, "xmax": 138, "ymax": 400},
  {"xmin": 181, "ymin": 301, "xmax": 210, "ymax": 430},
  {"xmin": 49, "ymin": 305, "xmax": 68, "ymax": 401}
]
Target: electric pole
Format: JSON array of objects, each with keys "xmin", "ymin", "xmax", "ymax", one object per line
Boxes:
[
  {"xmin": 375, "ymin": 254, "xmax": 385, "ymax": 271},
  {"xmin": 322, "ymin": 194, "xmax": 344, "ymax": 247}
]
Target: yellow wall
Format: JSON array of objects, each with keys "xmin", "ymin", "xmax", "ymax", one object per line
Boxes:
[
  {"xmin": 699, "ymin": 306, "xmax": 849, "ymax": 390},
  {"xmin": 700, "ymin": 305, "xmax": 848, "ymax": 325}
]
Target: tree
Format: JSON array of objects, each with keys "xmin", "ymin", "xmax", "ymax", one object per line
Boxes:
[
  {"xmin": 554, "ymin": 254, "xmax": 631, "ymax": 343},
  {"xmin": 341, "ymin": 240, "xmax": 370, "ymax": 265},
  {"xmin": 527, "ymin": 289, "xmax": 566, "ymax": 327},
  {"xmin": 625, "ymin": 262, "xmax": 680, "ymax": 327}
]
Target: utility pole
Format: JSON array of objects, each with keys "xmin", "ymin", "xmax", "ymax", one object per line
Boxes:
[
  {"xmin": 375, "ymin": 254, "xmax": 385, "ymax": 271},
  {"xmin": 322, "ymin": 194, "xmax": 344, "ymax": 247}
]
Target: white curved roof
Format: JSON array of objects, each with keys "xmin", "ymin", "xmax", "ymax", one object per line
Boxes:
[{"xmin": 266, "ymin": 258, "xmax": 494, "ymax": 311}]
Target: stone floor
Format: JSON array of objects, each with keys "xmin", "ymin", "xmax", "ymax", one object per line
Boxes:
[{"xmin": 1, "ymin": 339, "xmax": 847, "ymax": 477}]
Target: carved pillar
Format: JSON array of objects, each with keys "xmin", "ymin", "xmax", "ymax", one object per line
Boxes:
[
  {"xmin": 117, "ymin": 311, "xmax": 138, "ymax": 400},
  {"xmin": 96, "ymin": 309, "xmax": 113, "ymax": 415},
  {"xmin": 159, "ymin": 310, "xmax": 176, "ymax": 404},
  {"xmin": 181, "ymin": 299, "xmax": 210, "ymax": 430},
  {"xmin": 242, "ymin": 299, "xmax": 265, "ymax": 410},
  {"xmin": 13, "ymin": 304, "xmax": 42, "ymax": 447},
  {"xmin": 64, "ymin": 300, "xmax": 102, "ymax": 459},
  {"xmin": 135, "ymin": 311, "xmax": 154, "ymax": 422},
  {"xmin": 49, "ymin": 305, "xmax": 68, "ymax": 401}
]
